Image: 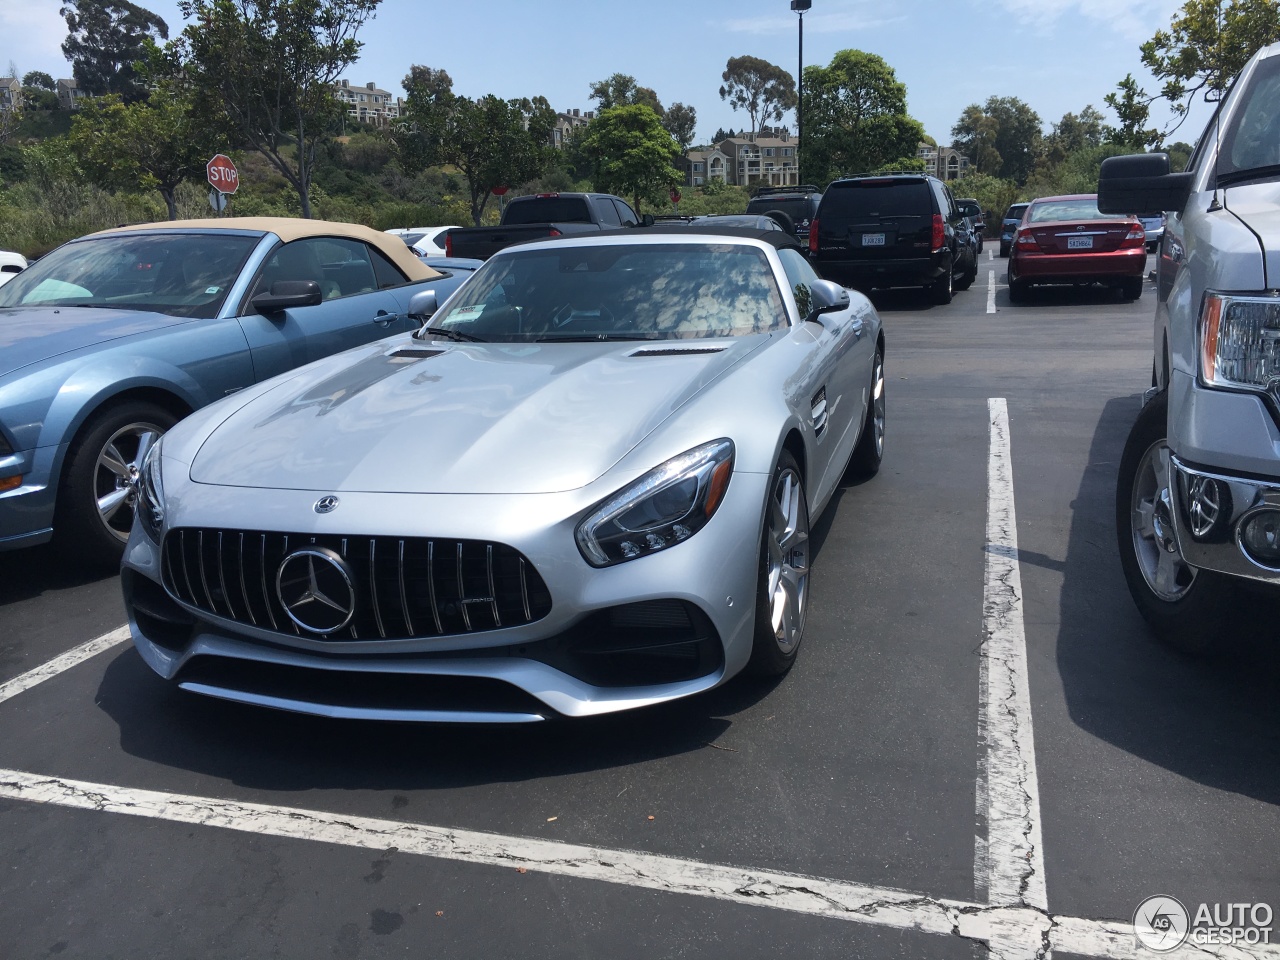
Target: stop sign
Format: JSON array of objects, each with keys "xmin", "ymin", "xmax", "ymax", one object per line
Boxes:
[
  {"xmin": 206, "ymin": 154, "xmax": 239, "ymax": 194},
  {"xmin": 670, "ymin": 189, "xmax": 682, "ymax": 204}
]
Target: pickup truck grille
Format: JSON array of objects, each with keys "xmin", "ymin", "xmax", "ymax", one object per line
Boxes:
[{"xmin": 161, "ymin": 528, "xmax": 552, "ymax": 641}]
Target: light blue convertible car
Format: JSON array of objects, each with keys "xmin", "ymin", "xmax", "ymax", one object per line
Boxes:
[{"xmin": 0, "ymin": 217, "xmax": 474, "ymax": 566}]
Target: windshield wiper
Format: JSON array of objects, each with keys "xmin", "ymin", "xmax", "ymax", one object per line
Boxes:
[
  {"xmin": 535, "ymin": 332, "xmax": 666, "ymax": 342},
  {"xmin": 414, "ymin": 326, "xmax": 487, "ymax": 343},
  {"xmin": 1216, "ymin": 164, "xmax": 1280, "ymax": 188}
]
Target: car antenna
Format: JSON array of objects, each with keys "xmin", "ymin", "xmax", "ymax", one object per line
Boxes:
[{"xmin": 1207, "ymin": 0, "xmax": 1225, "ymax": 212}]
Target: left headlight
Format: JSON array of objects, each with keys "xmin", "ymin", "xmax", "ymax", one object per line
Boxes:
[
  {"xmin": 1200, "ymin": 292, "xmax": 1280, "ymax": 394},
  {"xmin": 137, "ymin": 439, "xmax": 166, "ymax": 543},
  {"xmin": 576, "ymin": 439, "xmax": 735, "ymax": 568}
]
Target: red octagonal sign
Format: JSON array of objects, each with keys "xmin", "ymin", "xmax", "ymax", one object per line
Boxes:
[{"xmin": 206, "ymin": 154, "xmax": 239, "ymax": 194}]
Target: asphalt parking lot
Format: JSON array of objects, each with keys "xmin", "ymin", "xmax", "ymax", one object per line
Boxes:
[{"xmin": 1, "ymin": 251, "xmax": 1277, "ymax": 959}]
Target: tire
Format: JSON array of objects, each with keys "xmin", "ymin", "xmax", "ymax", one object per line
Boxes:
[
  {"xmin": 1007, "ymin": 260, "xmax": 1029, "ymax": 303},
  {"xmin": 999, "ymin": 243, "xmax": 1010, "ymax": 258},
  {"xmin": 54, "ymin": 400, "xmax": 177, "ymax": 569},
  {"xmin": 1115, "ymin": 393, "xmax": 1234, "ymax": 653},
  {"xmin": 956, "ymin": 250, "xmax": 978, "ymax": 291},
  {"xmin": 929, "ymin": 261, "xmax": 953, "ymax": 305},
  {"xmin": 845, "ymin": 345, "xmax": 885, "ymax": 480},
  {"xmin": 763, "ymin": 209, "xmax": 795, "ymax": 235},
  {"xmin": 747, "ymin": 451, "xmax": 810, "ymax": 677},
  {"xmin": 1121, "ymin": 276, "xmax": 1144, "ymax": 301}
]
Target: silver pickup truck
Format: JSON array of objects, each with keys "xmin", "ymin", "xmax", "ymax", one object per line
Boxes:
[{"xmin": 1100, "ymin": 40, "xmax": 1280, "ymax": 652}]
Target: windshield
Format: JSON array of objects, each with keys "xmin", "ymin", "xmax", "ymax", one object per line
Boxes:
[
  {"xmin": 426, "ymin": 243, "xmax": 787, "ymax": 342},
  {"xmin": 0, "ymin": 232, "xmax": 259, "ymax": 319},
  {"xmin": 746, "ymin": 198, "xmax": 815, "ymax": 222},
  {"xmin": 503, "ymin": 198, "xmax": 592, "ymax": 225},
  {"xmin": 1004, "ymin": 205, "xmax": 1029, "ymax": 222},
  {"xmin": 1220, "ymin": 52, "xmax": 1280, "ymax": 176}
]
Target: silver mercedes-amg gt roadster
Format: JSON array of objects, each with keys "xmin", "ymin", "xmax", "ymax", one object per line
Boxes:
[{"xmin": 121, "ymin": 228, "xmax": 886, "ymax": 722}]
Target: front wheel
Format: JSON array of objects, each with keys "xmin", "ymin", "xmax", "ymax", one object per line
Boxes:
[
  {"xmin": 55, "ymin": 401, "xmax": 177, "ymax": 569},
  {"xmin": 748, "ymin": 452, "xmax": 811, "ymax": 676},
  {"xmin": 1115, "ymin": 394, "xmax": 1233, "ymax": 653}
]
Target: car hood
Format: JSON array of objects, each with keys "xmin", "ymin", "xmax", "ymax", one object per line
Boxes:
[
  {"xmin": 1226, "ymin": 181, "xmax": 1280, "ymax": 287},
  {"xmin": 0, "ymin": 305, "xmax": 192, "ymax": 379},
  {"xmin": 189, "ymin": 337, "xmax": 764, "ymax": 494}
]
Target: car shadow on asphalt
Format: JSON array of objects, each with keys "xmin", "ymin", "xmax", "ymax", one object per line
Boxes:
[
  {"xmin": 1055, "ymin": 395, "xmax": 1280, "ymax": 806},
  {"xmin": 0, "ymin": 542, "xmax": 116, "ymax": 606}
]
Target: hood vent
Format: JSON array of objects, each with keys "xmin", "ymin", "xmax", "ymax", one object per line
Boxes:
[
  {"xmin": 629, "ymin": 345, "xmax": 726, "ymax": 358},
  {"xmin": 388, "ymin": 348, "xmax": 445, "ymax": 362}
]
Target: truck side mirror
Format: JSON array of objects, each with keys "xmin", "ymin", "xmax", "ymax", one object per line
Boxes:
[{"xmin": 1098, "ymin": 153, "xmax": 1193, "ymax": 215}]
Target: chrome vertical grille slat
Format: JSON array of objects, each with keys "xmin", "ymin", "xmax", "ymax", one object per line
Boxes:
[{"xmin": 160, "ymin": 529, "xmax": 551, "ymax": 642}]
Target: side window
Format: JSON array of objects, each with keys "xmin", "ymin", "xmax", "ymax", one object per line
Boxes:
[
  {"xmin": 593, "ymin": 197, "xmax": 622, "ymax": 227},
  {"xmin": 252, "ymin": 237, "xmax": 379, "ymax": 302},
  {"xmin": 777, "ymin": 247, "xmax": 821, "ymax": 319},
  {"xmin": 613, "ymin": 199, "xmax": 639, "ymax": 227},
  {"xmin": 369, "ymin": 246, "xmax": 408, "ymax": 288}
]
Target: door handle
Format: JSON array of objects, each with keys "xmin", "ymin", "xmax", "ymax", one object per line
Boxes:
[{"xmin": 373, "ymin": 310, "xmax": 398, "ymax": 326}]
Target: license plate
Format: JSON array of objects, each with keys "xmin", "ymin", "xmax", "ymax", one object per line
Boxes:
[
  {"xmin": 1067, "ymin": 236, "xmax": 1094, "ymax": 249},
  {"xmin": 862, "ymin": 233, "xmax": 886, "ymax": 246}
]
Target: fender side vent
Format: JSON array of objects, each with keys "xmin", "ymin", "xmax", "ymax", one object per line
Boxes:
[{"xmin": 629, "ymin": 346, "xmax": 726, "ymax": 357}]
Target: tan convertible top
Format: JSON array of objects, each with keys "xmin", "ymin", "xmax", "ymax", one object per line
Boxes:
[{"xmin": 95, "ymin": 216, "xmax": 443, "ymax": 280}]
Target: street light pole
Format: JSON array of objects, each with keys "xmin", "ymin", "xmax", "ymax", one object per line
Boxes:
[{"xmin": 791, "ymin": 0, "xmax": 810, "ymax": 182}]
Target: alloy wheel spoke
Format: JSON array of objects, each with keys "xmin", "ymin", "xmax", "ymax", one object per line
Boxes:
[
  {"xmin": 100, "ymin": 445, "xmax": 130, "ymax": 479},
  {"xmin": 1153, "ymin": 548, "xmax": 1183, "ymax": 596},
  {"xmin": 133, "ymin": 429, "xmax": 158, "ymax": 470},
  {"xmin": 1134, "ymin": 498, "xmax": 1158, "ymax": 539},
  {"xmin": 97, "ymin": 487, "xmax": 130, "ymax": 522}
]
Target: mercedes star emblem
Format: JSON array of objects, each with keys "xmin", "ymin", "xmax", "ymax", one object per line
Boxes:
[
  {"xmin": 314, "ymin": 495, "xmax": 340, "ymax": 514},
  {"xmin": 275, "ymin": 547, "xmax": 356, "ymax": 634}
]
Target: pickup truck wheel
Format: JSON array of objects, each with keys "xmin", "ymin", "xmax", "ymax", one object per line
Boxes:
[
  {"xmin": 55, "ymin": 401, "xmax": 176, "ymax": 570},
  {"xmin": 1115, "ymin": 393, "xmax": 1233, "ymax": 654},
  {"xmin": 748, "ymin": 452, "xmax": 810, "ymax": 677}
]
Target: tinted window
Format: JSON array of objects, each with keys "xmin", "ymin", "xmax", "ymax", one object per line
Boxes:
[
  {"xmin": 612, "ymin": 199, "xmax": 639, "ymax": 226},
  {"xmin": 0, "ymin": 232, "xmax": 258, "ymax": 319},
  {"xmin": 252, "ymin": 237, "xmax": 377, "ymax": 302},
  {"xmin": 1004, "ymin": 204, "xmax": 1029, "ymax": 221},
  {"xmin": 369, "ymin": 246, "xmax": 407, "ymax": 288},
  {"xmin": 822, "ymin": 181, "xmax": 933, "ymax": 218},
  {"xmin": 957, "ymin": 200, "xmax": 981, "ymax": 218},
  {"xmin": 503, "ymin": 198, "xmax": 592, "ymax": 224},
  {"xmin": 429, "ymin": 243, "xmax": 786, "ymax": 341},
  {"xmin": 1220, "ymin": 53, "xmax": 1280, "ymax": 174},
  {"xmin": 746, "ymin": 197, "xmax": 818, "ymax": 224},
  {"xmin": 593, "ymin": 197, "xmax": 622, "ymax": 227},
  {"xmin": 777, "ymin": 248, "xmax": 821, "ymax": 317}
]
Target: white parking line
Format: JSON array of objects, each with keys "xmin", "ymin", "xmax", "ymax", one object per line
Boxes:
[
  {"xmin": 987, "ymin": 269, "xmax": 997, "ymax": 314},
  {"xmin": 979, "ymin": 399, "xmax": 1047, "ymax": 917},
  {"xmin": 0, "ymin": 626, "xmax": 130, "ymax": 707},
  {"xmin": 0, "ymin": 769, "xmax": 1273, "ymax": 959},
  {"xmin": 988, "ymin": 249, "xmax": 995, "ymax": 262}
]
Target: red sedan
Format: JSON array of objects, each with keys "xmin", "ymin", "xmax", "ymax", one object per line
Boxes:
[{"xmin": 1007, "ymin": 194, "xmax": 1147, "ymax": 302}]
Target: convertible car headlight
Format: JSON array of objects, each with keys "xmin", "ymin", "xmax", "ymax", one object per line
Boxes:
[
  {"xmin": 576, "ymin": 439, "xmax": 735, "ymax": 567},
  {"xmin": 137, "ymin": 440, "xmax": 166, "ymax": 542},
  {"xmin": 1200, "ymin": 293, "xmax": 1280, "ymax": 394}
]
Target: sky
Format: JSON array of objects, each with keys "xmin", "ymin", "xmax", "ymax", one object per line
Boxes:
[{"xmin": 0, "ymin": 0, "xmax": 1215, "ymax": 151}]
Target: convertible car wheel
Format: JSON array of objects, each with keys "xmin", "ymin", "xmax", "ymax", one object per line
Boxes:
[
  {"xmin": 749, "ymin": 451, "xmax": 811, "ymax": 676},
  {"xmin": 56, "ymin": 401, "xmax": 176, "ymax": 568},
  {"xmin": 846, "ymin": 346, "xmax": 885, "ymax": 479}
]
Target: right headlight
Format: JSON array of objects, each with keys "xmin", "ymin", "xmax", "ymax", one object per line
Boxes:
[
  {"xmin": 575, "ymin": 439, "xmax": 734, "ymax": 568},
  {"xmin": 1199, "ymin": 292, "xmax": 1280, "ymax": 394},
  {"xmin": 137, "ymin": 439, "xmax": 166, "ymax": 543}
]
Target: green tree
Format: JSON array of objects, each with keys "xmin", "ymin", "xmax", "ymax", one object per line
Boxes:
[
  {"xmin": 801, "ymin": 50, "xmax": 924, "ymax": 183},
  {"xmin": 952, "ymin": 96, "xmax": 1042, "ymax": 184},
  {"xmin": 1140, "ymin": 0, "xmax": 1280, "ymax": 123},
  {"xmin": 662, "ymin": 102, "xmax": 697, "ymax": 153},
  {"xmin": 70, "ymin": 80, "xmax": 218, "ymax": 219},
  {"xmin": 59, "ymin": 0, "xmax": 169, "ymax": 100},
  {"xmin": 1104, "ymin": 74, "xmax": 1163, "ymax": 149},
  {"xmin": 719, "ymin": 55, "xmax": 796, "ymax": 142},
  {"xmin": 400, "ymin": 72, "xmax": 557, "ymax": 225},
  {"xmin": 22, "ymin": 71, "xmax": 55, "ymax": 91},
  {"xmin": 177, "ymin": 0, "xmax": 380, "ymax": 218},
  {"xmin": 579, "ymin": 104, "xmax": 680, "ymax": 213},
  {"xmin": 588, "ymin": 73, "xmax": 663, "ymax": 115}
]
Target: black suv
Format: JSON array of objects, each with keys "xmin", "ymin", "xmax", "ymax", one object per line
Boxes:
[
  {"xmin": 745, "ymin": 185, "xmax": 823, "ymax": 244},
  {"xmin": 809, "ymin": 173, "xmax": 977, "ymax": 303}
]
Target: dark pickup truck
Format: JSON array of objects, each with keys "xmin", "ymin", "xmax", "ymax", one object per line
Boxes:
[{"xmin": 445, "ymin": 193, "xmax": 652, "ymax": 260}]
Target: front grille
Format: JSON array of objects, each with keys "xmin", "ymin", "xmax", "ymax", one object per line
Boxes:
[{"xmin": 161, "ymin": 528, "xmax": 552, "ymax": 641}]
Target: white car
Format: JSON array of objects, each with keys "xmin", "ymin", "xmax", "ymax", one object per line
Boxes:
[
  {"xmin": 0, "ymin": 251, "xmax": 27, "ymax": 289},
  {"xmin": 385, "ymin": 226, "xmax": 460, "ymax": 258}
]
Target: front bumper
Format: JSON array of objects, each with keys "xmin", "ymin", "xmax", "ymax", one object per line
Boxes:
[
  {"xmin": 1171, "ymin": 456, "xmax": 1280, "ymax": 585},
  {"xmin": 0, "ymin": 444, "xmax": 61, "ymax": 551},
  {"xmin": 122, "ymin": 473, "xmax": 769, "ymax": 721}
]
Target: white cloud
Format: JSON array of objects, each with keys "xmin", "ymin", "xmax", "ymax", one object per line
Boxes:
[{"xmin": 992, "ymin": 0, "xmax": 1183, "ymax": 41}]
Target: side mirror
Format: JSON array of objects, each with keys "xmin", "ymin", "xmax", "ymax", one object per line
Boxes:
[
  {"xmin": 641, "ymin": 213, "xmax": 655, "ymax": 227},
  {"xmin": 407, "ymin": 290, "xmax": 438, "ymax": 321},
  {"xmin": 252, "ymin": 280, "xmax": 322, "ymax": 314},
  {"xmin": 806, "ymin": 279, "xmax": 850, "ymax": 322},
  {"xmin": 1098, "ymin": 153, "xmax": 1193, "ymax": 215}
]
